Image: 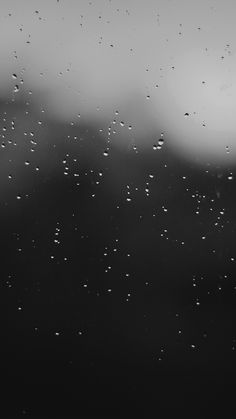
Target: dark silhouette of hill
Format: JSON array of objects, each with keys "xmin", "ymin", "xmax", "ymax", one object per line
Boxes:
[{"xmin": 1, "ymin": 96, "xmax": 236, "ymax": 417}]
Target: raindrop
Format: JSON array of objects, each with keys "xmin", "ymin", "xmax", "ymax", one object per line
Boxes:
[
  {"xmin": 158, "ymin": 138, "xmax": 164, "ymax": 148},
  {"xmin": 12, "ymin": 73, "xmax": 17, "ymax": 79},
  {"xmin": 14, "ymin": 85, "xmax": 19, "ymax": 92}
]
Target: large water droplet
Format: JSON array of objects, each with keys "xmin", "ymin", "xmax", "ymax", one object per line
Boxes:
[{"xmin": 158, "ymin": 138, "xmax": 164, "ymax": 147}]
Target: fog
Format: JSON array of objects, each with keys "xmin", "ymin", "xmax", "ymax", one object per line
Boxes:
[{"xmin": 1, "ymin": 0, "xmax": 236, "ymax": 165}]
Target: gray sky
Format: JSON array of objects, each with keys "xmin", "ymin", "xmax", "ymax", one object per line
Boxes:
[{"xmin": 1, "ymin": 0, "xmax": 236, "ymax": 164}]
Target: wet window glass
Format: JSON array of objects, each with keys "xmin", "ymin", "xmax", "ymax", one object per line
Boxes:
[{"xmin": 2, "ymin": 1, "xmax": 236, "ymax": 417}]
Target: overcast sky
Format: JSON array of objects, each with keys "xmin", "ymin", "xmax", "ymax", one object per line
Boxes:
[{"xmin": 1, "ymin": 0, "xmax": 236, "ymax": 164}]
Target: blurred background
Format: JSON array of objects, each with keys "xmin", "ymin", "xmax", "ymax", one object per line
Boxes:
[{"xmin": 1, "ymin": 1, "xmax": 236, "ymax": 418}]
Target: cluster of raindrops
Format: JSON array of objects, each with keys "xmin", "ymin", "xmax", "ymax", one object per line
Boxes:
[{"xmin": 153, "ymin": 132, "xmax": 165, "ymax": 150}]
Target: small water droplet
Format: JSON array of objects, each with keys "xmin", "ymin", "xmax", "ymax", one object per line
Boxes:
[{"xmin": 14, "ymin": 85, "xmax": 19, "ymax": 92}]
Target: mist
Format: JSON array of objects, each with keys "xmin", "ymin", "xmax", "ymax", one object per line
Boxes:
[{"xmin": 1, "ymin": 0, "xmax": 236, "ymax": 166}]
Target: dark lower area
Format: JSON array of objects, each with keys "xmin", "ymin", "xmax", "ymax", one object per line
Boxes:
[{"xmin": 2, "ymin": 365, "xmax": 234, "ymax": 418}]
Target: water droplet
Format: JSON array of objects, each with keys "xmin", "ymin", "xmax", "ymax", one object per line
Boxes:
[
  {"xmin": 184, "ymin": 112, "xmax": 189, "ymax": 117},
  {"xmin": 103, "ymin": 149, "xmax": 109, "ymax": 157},
  {"xmin": 12, "ymin": 73, "xmax": 17, "ymax": 79},
  {"xmin": 14, "ymin": 85, "xmax": 19, "ymax": 92},
  {"xmin": 158, "ymin": 138, "xmax": 164, "ymax": 147}
]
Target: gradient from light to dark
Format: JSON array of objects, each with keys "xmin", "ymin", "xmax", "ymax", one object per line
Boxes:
[{"xmin": 1, "ymin": 1, "xmax": 236, "ymax": 418}]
